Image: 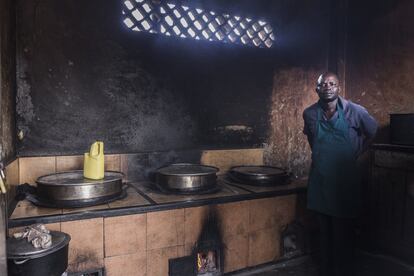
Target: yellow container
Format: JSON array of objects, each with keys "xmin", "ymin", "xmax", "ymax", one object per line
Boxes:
[{"xmin": 83, "ymin": 141, "xmax": 105, "ymax": 180}]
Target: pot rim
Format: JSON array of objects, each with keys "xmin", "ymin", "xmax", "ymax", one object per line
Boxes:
[
  {"xmin": 36, "ymin": 170, "xmax": 124, "ymax": 186},
  {"xmin": 229, "ymin": 165, "xmax": 288, "ymax": 177},
  {"xmin": 156, "ymin": 163, "xmax": 219, "ymax": 176}
]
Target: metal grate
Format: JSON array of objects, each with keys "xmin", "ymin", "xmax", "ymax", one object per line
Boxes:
[{"xmin": 122, "ymin": 0, "xmax": 275, "ymax": 48}]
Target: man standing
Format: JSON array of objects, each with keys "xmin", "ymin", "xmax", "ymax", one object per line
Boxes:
[{"xmin": 303, "ymin": 72, "xmax": 377, "ymax": 276}]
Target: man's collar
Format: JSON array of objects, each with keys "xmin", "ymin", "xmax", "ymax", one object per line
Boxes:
[{"xmin": 316, "ymin": 96, "xmax": 347, "ymax": 111}]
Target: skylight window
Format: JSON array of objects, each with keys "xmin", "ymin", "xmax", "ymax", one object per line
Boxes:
[{"xmin": 122, "ymin": 1, "xmax": 275, "ymax": 48}]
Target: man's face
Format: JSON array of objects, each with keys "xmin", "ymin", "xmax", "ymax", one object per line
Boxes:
[{"xmin": 316, "ymin": 74, "xmax": 339, "ymax": 102}]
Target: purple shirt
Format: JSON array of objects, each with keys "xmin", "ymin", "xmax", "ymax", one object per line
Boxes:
[{"xmin": 303, "ymin": 96, "xmax": 378, "ymax": 157}]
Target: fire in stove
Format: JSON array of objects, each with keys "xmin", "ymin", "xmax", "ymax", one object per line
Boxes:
[{"xmin": 197, "ymin": 250, "xmax": 218, "ymax": 274}]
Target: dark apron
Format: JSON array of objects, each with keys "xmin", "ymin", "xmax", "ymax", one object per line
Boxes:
[{"xmin": 307, "ymin": 103, "xmax": 361, "ymax": 218}]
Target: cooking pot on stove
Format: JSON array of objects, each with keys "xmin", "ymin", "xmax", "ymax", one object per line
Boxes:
[
  {"xmin": 228, "ymin": 165, "xmax": 289, "ymax": 186},
  {"xmin": 32, "ymin": 170, "xmax": 124, "ymax": 208},
  {"xmin": 7, "ymin": 231, "xmax": 70, "ymax": 276},
  {"xmin": 155, "ymin": 163, "xmax": 219, "ymax": 193}
]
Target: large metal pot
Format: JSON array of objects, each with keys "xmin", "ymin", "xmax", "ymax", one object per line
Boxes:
[
  {"xmin": 155, "ymin": 163, "xmax": 219, "ymax": 193},
  {"xmin": 7, "ymin": 231, "xmax": 71, "ymax": 276},
  {"xmin": 390, "ymin": 113, "xmax": 414, "ymax": 146},
  {"xmin": 35, "ymin": 170, "xmax": 123, "ymax": 208}
]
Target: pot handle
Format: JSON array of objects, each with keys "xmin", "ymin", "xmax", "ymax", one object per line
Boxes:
[{"xmin": 14, "ymin": 258, "xmax": 29, "ymax": 265}]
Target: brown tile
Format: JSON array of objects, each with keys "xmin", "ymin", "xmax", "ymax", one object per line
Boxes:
[
  {"xmin": 176, "ymin": 210, "xmax": 185, "ymax": 246},
  {"xmin": 105, "ymin": 154, "xmax": 121, "ymax": 172},
  {"xmin": 56, "ymin": 155, "xmax": 83, "ymax": 172},
  {"xmin": 5, "ymin": 159, "xmax": 19, "ymax": 186},
  {"xmin": 201, "ymin": 149, "xmax": 264, "ymax": 174},
  {"xmin": 147, "ymin": 209, "xmax": 185, "ymax": 250},
  {"xmin": 249, "ymin": 197, "xmax": 278, "ymax": 232},
  {"xmin": 108, "ymin": 186, "xmax": 150, "ymax": 208},
  {"xmin": 105, "ymin": 252, "xmax": 146, "ymax": 276},
  {"xmin": 249, "ymin": 195, "xmax": 297, "ymax": 233},
  {"xmin": 177, "ymin": 245, "xmax": 187, "ymax": 258},
  {"xmin": 19, "ymin": 156, "xmax": 56, "ymax": 185},
  {"xmin": 6, "ymin": 159, "xmax": 19, "ymax": 204},
  {"xmin": 104, "ymin": 214, "xmax": 146, "ymax": 257},
  {"xmin": 217, "ymin": 201, "xmax": 249, "ymax": 238},
  {"xmin": 45, "ymin": 222, "xmax": 61, "ymax": 232},
  {"xmin": 223, "ymin": 234, "xmax": 249, "ymax": 273},
  {"xmin": 61, "ymin": 218, "xmax": 104, "ymax": 273},
  {"xmin": 184, "ymin": 206, "xmax": 209, "ymax": 245},
  {"xmin": 62, "ymin": 203, "xmax": 109, "ymax": 214},
  {"xmin": 277, "ymin": 194, "xmax": 297, "ymax": 226},
  {"xmin": 10, "ymin": 200, "xmax": 62, "ymax": 219},
  {"xmin": 248, "ymin": 227, "xmax": 281, "ymax": 267},
  {"xmin": 147, "ymin": 246, "xmax": 179, "ymax": 276},
  {"xmin": 8, "ymin": 222, "xmax": 61, "ymax": 237}
]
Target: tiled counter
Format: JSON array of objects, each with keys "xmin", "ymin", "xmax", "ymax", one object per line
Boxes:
[
  {"xmin": 8, "ymin": 178, "xmax": 307, "ymax": 275},
  {"xmin": 6, "ymin": 148, "xmax": 309, "ymax": 275}
]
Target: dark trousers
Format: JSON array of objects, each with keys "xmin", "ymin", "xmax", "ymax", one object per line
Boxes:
[{"xmin": 317, "ymin": 213, "xmax": 355, "ymax": 276}]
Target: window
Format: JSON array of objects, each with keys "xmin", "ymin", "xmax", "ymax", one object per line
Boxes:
[{"xmin": 122, "ymin": 0, "xmax": 275, "ymax": 48}]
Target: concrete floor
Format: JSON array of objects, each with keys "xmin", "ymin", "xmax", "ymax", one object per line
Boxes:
[{"xmin": 230, "ymin": 251, "xmax": 414, "ymax": 276}]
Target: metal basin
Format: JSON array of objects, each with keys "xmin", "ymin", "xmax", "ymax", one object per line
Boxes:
[
  {"xmin": 155, "ymin": 163, "xmax": 219, "ymax": 193},
  {"xmin": 35, "ymin": 171, "xmax": 123, "ymax": 207}
]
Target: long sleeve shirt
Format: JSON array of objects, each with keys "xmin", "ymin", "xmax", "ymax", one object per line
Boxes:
[{"xmin": 303, "ymin": 96, "xmax": 378, "ymax": 157}]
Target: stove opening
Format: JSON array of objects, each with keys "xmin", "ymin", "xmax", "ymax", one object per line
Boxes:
[
  {"xmin": 192, "ymin": 207, "xmax": 223, "ymax": 275},
  {"xmin": 281, "ymin": 221, "xmax": 306, "ymax": 259},
  {"xmin": 169, "ymin": 207, "xmax": 223, "ymax": 276}
]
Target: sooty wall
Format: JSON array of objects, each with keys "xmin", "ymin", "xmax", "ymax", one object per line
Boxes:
[
  {"xmin": 0, "ymin": 0, "xmax": 16, "ymax": 163},
  {"xmin": 345, "ymin": 0, "xmax": 414, "ymax": 142},
  {"xmin": 16, "ymin": 0, "xmax": 278, "ymax": 156},
  {"xmin": 265, "ymin": 0, "xmax": 331, "ymax": 176}
]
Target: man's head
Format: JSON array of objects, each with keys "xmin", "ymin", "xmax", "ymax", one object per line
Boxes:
[{"xmin": 316, "ymin": 72, "xmax": 340, "ymax": 103}]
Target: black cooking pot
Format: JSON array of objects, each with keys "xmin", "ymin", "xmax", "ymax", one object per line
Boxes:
[
  {"xmin": 228, "ymin": 165, "xmax": 290, "ymax": 186},
  {"xmin": 7, "ymin": 231, "xmax": 71, "ymax": 276}
]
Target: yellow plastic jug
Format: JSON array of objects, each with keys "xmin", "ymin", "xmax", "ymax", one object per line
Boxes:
[{"xmin": 83, "ymin": 141, "xmax": 105, "ymax": 180}]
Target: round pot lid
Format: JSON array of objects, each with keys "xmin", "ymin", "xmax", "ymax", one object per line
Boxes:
[
  {"xmin": 7, "ymin": 231, "xmax": 71, "ymax": 260},
  {"xmin": 157, "ymin": 163, "xmax": 219, "ymax": 176},
  {"xmin": 36, "ymin": 170, "xmax": 123, "ymax": 186},
  {"xmin": 230, "ymin": 166, "xmax": 286, "ymax": 176}
]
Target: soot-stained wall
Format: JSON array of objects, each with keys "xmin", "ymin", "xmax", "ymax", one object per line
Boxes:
[
  {"xmin": 345, "ymin": 0, "xmax": 414, "ymax": 142},
  {"xmin": 265, "ymin": 0, "xmax": 331, "ymax": 176},
  {"xmin": 16, "ymin": 0, "xmax": 277, "ymax": 156},
  {"xmin": 0, "ymin": 0, "xmax": 16, "ymax": 163}
]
